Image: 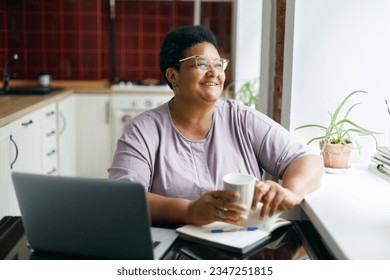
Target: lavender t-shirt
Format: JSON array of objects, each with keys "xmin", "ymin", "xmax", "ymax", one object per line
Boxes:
[{"xmin": 108, "ymin": 100, "xmax": 311, "ymax": 200}]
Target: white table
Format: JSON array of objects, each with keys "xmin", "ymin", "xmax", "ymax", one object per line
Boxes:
[{"xmin": 301, "ymin": 164, "xmax": 390, "ymax": 259}]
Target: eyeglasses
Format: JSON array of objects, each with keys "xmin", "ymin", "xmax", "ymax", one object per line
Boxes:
[{"xmin": 178, "ymin": 55, "xmax": 229, "ymax": 73}]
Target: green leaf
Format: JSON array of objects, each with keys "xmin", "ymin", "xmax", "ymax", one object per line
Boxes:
[
  {"xmin": 307, "ymin": 135, "xmax": 326, "ymax": 145},
  {"xmin": 336, "ymin": 119, "xmax": 381, "ymax": 134},
  {"xmin": 295, "ymin": 124, "xmax": 327, "ymax": 130},
  {"xmin": 293, "ymin": 90, "xmax": 381, "ymax": 155},
  {"xmin": 332, "ymin": 90, "xmax": 367, "ymax": 123}
]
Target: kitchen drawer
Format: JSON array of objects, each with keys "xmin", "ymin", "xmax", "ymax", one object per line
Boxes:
[
  {"xmin": 40, "ymin": 103, "xmax": 57, "ymax": 128},
  {"xmin": 41, "ymin": 130, "xmax": 57, "ymax": 171},
  {"xmin": 41, "ymin": 128, "xmax": 57, "ymax": 150},
  {"xmin": 42, "ymin": 154, "xmax": 57, "ymax": 175},
  {"xmin": 40, "ymin": 106, "xmax": 57, "ymax": 176},
  {"xmin": 41, "ymin": 126, "xmax": 57, "ymax": 143}
]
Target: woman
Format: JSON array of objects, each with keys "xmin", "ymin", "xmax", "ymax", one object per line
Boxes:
[{"xmin": 108, "ymin": 25, "xmax": 324, "ymax": 226}]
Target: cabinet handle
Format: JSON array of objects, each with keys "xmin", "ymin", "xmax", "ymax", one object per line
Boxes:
[
  {"xmin": 46, "ymin": 111, "xmax": 55, "ymax": 117},
  {"xmin": 47, "ymin": 168, "xmax": 57, "ymax": 175},
  {"xmin": 10, "ymin": 135, "xmax": 19, "ymax": 169},
  {"xmin": 46, "ymin": 130, "xmax": 56, "ymax": 137},
  {"xmin": 105, "ymin": 101, "xmax": 110, "ymax": 124},
  {"xmin": 58, "ymin": 110, "xmax": 66, "ymax": 135},
  {"xmin": 21, "ymin": 119, "xmax": 33, "ymax": 126},
  {"xmin": 46, "ymin": 149, "xmax": 56, "ymax": 156}
]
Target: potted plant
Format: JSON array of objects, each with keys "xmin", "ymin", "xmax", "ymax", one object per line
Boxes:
[
  {"xmin": 223, "ymin": 78, "xmax": 259, "ymax": 109},
  {"xmin": 295, "ymin": 90, "xmax": 381, "ymax": 169}
]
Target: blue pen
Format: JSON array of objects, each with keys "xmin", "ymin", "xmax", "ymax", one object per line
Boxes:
[{"xmin": 210, "ymin": 226, "xmax": 259, "ymax": 233}]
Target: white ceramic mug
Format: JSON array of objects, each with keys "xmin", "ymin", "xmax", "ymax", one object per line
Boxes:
[
  {"xmin": 38, "ymin": 72, "xmax": 51, "ymax": 87},
  {"xmin": 223, "ymin": 173, "xmax": 256, "ymax": 216}
]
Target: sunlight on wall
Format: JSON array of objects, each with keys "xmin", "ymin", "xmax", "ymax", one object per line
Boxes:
[{"xmin": 282, "ymin": 0, "xmax": 390, "ymax": 163}]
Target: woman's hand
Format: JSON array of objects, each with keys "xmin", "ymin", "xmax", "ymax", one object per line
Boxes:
[
  {"xmin": 252, "ymin": 180, "xmax": 303, "ymax": 219},
  {"xmin": 251, "ymin": 154, "xmax": 323, "ymax": 219},
  {"xmin": 186, "ymin": 190, "xmax": 249, "ymax": 226}
]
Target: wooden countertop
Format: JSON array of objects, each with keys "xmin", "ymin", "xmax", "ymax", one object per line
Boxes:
[
  {"xmin": 0, "ymin": 80, "xmax": 104, "ymax": 127},
  {"xmin": 0, "ymin": 89, "xmax": 74, "ymax": 127},
  {"xmin": 0, "ymin": 80, "xmax": 173, "ymax": 128}
]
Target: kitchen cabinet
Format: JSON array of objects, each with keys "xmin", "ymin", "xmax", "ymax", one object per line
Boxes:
[
  {"xmin": 6, "ymin": 110, "xmax": 42, "ymax": 216},
  {"xmin": 10, "ymin": 110, "xmax": 41, "ymax": 174},
  {"xmin": 0, "ymin": 124, "xmax": 16, "ymax": 216},
  {"xmin": 0, "ymin": 105, "xmax": 60, "ymax": 217},
  {"xmin": 57, "ymin": 95, "xmax": 77, "ymax": 177},
  {"xmin": 1, "ymin": 91, "xmax": 173, "ymax": 187},
  {"xmin": 0, "ymin": 110, "xmax": 41, "ymax": 217},
  {"xmin": 76, "ymin": 94, "xmax": 112, "ymax": 179},
  {"xmin": 40, "ymin": 103, "xmax": 58, "ymax": 175}
]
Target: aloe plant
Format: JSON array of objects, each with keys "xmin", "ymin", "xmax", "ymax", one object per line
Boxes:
[
  {"xmin": 295, "ymin": 90, "xmax": 381, "ymax": 155},
  {"xmin": 223, "ymin": 78, "xmax": 259, "ymax": 108}
]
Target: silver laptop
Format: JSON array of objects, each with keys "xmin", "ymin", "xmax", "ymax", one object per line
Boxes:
[{"xmin": 11, "ymin": 172, "xmax": 177, "ymax": 260}]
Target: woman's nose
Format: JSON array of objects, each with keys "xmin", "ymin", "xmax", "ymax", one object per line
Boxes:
[{"xmin": 206, "ymin": 65, "xmax": 218, "ymax": 76}]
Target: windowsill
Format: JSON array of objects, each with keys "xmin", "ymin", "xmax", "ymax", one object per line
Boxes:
[{"xmin": 301, "ymin": 163, "xmax": 390, "ymax": 259}]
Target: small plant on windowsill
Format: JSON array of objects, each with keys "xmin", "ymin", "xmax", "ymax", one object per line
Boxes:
[
  {"xmin": 223, "ymin": 78, "xmax": 260, "ymax": 109},
  {"xmin": 295, "ymin": 90, "xmax": 381, "ymax": 169}
]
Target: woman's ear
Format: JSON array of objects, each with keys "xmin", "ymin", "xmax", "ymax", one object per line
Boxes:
[{"xmin": 165, "ymin": 67, "xmax": 178, "ymax": 86}]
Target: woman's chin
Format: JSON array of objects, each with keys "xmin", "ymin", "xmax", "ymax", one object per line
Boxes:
[{"xmin": 200, "ymin": 90, "xmax": 221, "ymax": 101}]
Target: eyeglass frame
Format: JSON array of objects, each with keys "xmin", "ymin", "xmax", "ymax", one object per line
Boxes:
[{"xmin": 175, "ymin": 55, "xmax": 229, "ymax": 73}]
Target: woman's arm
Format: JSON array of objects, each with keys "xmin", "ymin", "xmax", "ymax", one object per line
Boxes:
[
  {"xmin": 281, "ymin": 154, "xmax": 324, "ymax": 197},
  {"xmin": 147, "ymin": 190, "xmax": 249, "ymax": 226},
  {"xmin": 252, "ymin": 154, "xmax": 324, "ymax": 219},
  {"xmin": 147, "ymin": 192, "xmax": 191, "ymax": 225}
]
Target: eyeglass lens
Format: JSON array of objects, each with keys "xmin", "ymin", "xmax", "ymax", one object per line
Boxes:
[{"xmin": 195, "ymin": 56, "xmax": 228, "ymax": 72}]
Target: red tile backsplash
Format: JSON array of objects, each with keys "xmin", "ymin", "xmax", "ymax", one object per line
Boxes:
[{"xmin": 0, "ymin": 0, "xmax": 232, "ymax": 83}]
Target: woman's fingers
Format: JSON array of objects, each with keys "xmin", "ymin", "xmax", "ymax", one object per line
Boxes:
[
  {"xmin": 191, "ymin": 191, "xmax": 246, "ymax": 224},
  {"xmin": 213, "ymin": 207, "xmax": 247, "ymax": 223},
  {"xmin": 259, "ymin": 183, "xmax": 301, "ymax": 219},
  {"xmin": 210, "ymin": 190, "xmax": 249, "ymax": 213},
  {"xmin": 254, "ymin": 180, "xmax": 290, "ymax": 219},
  {"xmin": 252, "ymin": 181, "xmax": 270, "ymax": 210},
  {"xmin": 268, "ymin": 192, "xmax": 285, "ymax": 216},
  {"xmin": 259, "ymin": 187, "xmax": 277, "ymax": 218},
  {"xmin": 195, "ymin": 186, "xmax": 299, "ymax": 225}
]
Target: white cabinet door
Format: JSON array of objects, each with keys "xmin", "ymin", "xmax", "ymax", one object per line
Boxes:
[
  {"xmin": 10, "ymin": 110, "xmax": 41, "ymax": 174},
  {"xmin": 0, "ymin": 125, "xmax": 18, "ymax": 217},
  {"xmin": 57, "ymin": 95, "xmax": 77, "ymax": 176},
  {"xmin": 40, "ymin": 103, "xmax": 58, "ymax": 175},
  {"xmin": 76, "ymin": 94, "xmax": 111, "ymax": 178}
]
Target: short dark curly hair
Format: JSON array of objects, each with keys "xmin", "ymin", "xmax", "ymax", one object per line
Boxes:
[{"xmin": 159, "ymin": 25, "xmax": 218, "ymax": 89}]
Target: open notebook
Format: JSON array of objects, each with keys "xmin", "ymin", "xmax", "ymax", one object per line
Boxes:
[
  {"xmin": 11, "ymin": 172, "xmax": 177, "ymax": 260},
  {"xmin": 176, "ymin": 203, "xmax": 290, "ymax": 254}
]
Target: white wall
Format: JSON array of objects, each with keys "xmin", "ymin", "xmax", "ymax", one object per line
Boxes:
[
  {"xmin": 282, "ymin": 0, "xmax": 390, "ymax": 163},
  {"xmin": 232, "ymin": 0, "xmax": 277, "ymax": 116},
  {"xmin": 259, "ymin": 0, "xmax": 276, "ymax": 116},
  {"xmin": 233, "ymin": 0, "xmax": 263, "ymax": 104}
]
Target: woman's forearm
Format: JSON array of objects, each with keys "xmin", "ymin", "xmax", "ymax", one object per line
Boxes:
[
  {"xmin": 147, "ymin": 192, "xmax": 191, "ymax": 225},
  {"xmin": 282, "ymin": 154, "xmax": 324, "ymax": 198}
]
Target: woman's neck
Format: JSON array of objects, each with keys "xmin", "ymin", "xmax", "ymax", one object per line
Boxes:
[{"xmin": 168, "ymin": 98, "xmax": 215, "ymax": 140}]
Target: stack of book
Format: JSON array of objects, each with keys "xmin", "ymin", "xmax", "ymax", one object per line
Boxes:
[{"xmin": 369, "ymin": 146, "xmax": 390, "ymax": 182}]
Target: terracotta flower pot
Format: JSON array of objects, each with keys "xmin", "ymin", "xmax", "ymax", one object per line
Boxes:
[{"xmin": 319, "ymin": 141, "xmax": 352, "ymax": 169}]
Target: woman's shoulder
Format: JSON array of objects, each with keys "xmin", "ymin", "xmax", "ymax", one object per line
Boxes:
[
  {"xmin": 216, "ymin": 99, "xmax": 260, "ymax": 113},
  {"xmin": 215, "ymin": 99, "xmax": 274, "ymax": 124},
  {"xmin": 123, "ymin": 102, "xmax": 171, "ymax": 135},
  {"xmin": 133, "ymin": 102, "xmax": 169, "ymax": 123}
]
